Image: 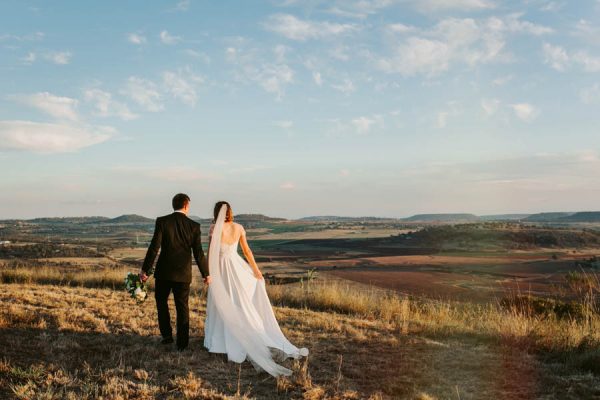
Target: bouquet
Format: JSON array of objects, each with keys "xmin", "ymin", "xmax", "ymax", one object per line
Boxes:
[{"xmin": 124, "ymin": 272, "xmax": 149, "ymax": 303}]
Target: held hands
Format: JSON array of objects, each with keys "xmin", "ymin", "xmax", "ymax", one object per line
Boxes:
[{"xmin": 203, "ymin": 276, "xmax": 212, "ymax": 285}]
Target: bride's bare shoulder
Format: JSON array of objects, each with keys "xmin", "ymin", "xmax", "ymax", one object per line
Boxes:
[{"xmin": 234, "ymin": 222, "xmax": 246, "ymax": 233}]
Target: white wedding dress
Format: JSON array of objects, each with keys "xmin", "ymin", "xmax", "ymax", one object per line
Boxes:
[{"xmin": 204, "ymin": 205, "xmax": 308, "ymax": 377}]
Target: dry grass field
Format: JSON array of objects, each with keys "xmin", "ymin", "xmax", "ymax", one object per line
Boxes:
[{"xmin": 1, "ymin": 263, "xmax": 600, "ymax": 399}]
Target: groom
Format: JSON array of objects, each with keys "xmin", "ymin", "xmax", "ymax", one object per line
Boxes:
[{"xmin": 140, "ymin": 193, "xmax": 210, "ymax": 351}]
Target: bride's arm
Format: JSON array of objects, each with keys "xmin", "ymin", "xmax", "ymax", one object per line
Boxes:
[{"xmin": 239, "ymin": 225, "xmax": 263, "ymax": 280}]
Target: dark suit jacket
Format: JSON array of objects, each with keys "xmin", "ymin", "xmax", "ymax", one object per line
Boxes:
[{"xmin": 142, "ymin": 212, "xmax": 209, "ymax": 283}]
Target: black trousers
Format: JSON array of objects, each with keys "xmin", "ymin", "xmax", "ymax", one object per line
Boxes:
[{"xmin": 154, "ymin": 279, "xmax": 191, "ymax": 348}]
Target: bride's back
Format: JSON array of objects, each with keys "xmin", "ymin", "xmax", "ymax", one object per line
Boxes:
[{"xmin": 220, "ymin": 222, "xmax": 243, "ymax": 245}]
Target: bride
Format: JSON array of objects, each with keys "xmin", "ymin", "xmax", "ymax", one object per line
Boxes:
[{"xmin": 204, "ymin": 201, "xmax": 308, "ymax": 376}]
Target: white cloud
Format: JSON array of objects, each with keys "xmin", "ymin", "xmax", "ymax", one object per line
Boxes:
[
  {"xmin": 541, "ymin": 2, "xmax": 564, "ymax": 12},
  {"xmin": 183, "ymin": 49, "xmax": 211, "ymax": 64},
  {"xmin": 256, "ymin": 64, "xmax": 294, "ymax": 100},
  {"xmin": 542, "ymin": 43, "xmax": 569, "ymax": 71},
  {"xmin": 330, "ymin": 45, "xmax": 350, "ymax": 61},
  {"xmin": 572, "ymin": 51, "xmax": 600, "ymax": 72},
  {"xmin": 313, "ymin": 71, "xmax": 323, "ymax": 86},
  {"xmin": 22, "ymin": 52, "xmax": 36, "ymax": 64},
  {"xmin": 351, "ymin": 115, "xmax": 383, "ymax": 134},
  {"xmin": 0, "ymin": 31, "xmax": 44, "ymax": 42},
  {"xmin": 386, "ymin": 23, "xmax": 416, "ymax": 33},
  {"xmin": 377, "ymin": 15, "xmax": 551, "ymax": 77},
  {"xmin": 264, "ymin": 14, "xmax": 358, "ymax": 41},
  {"xmin": 413, "ymin": 0, "xmax": 495, "ymax": 12},
  {"xmin": 572, "ymin": 19, "xmax": 600, "ymax": 44},
  {"xmin": 0, "ymin": 120, "xmax": 112, "ymax": 153},
  {"xmin": 326, "ymin": 0, "xmax": 394, "ymax": 19},
  {"xmin": 331, "ymin": 78, "xmax": 355, "ymax": 95},
  {"xmin": 225, "ymin": 43, "xmax": 295, "ymax": 100},
  {"xmin": 273, "ymin": 120, "xmax": 293, "ymax": 129},
  {"xmin": 542, "ymin": 43, "xmax": 600, "ymax": 72},
  {"xmin": 481, "ymin": 98, "xmax": 500, "ymax": 116},
  {"xmin": 162, "ymin": 68, "xmax": 203, "ymax": 106},
  {"xmin": 123, "ymin": 77, "xmax": 164, "ymax": 112},
  {"xmin": 45, "ymin": 51, "xmax": 72, "ymax": 65},
  {"xmin": 511, "ymin": 103, "xmax": 539, "ymax": 122},
  {"xmin": 580, "ymin": 83, "xmax": 600, "ymax": 105},
  {"xmin": 280, "ymin": 182, "xmax": 295, "ymax": 190},
  {"xmin": 160, "ymin": 30, "xmax": 182, "ymax": 45},
  {"xmin": 84, "ymin": 89, "xmax": 138, "ymax": 120},
  {"xmin": 128, "ymin": 33, "xmax": 146, "ymax": 45},
  {"xmin": 492, "ymin": 74, "xmax": 513, "ymax": 86},
  {"xmin": 174, "ymin": 0, "xmax": 191, "ymax": 11},
  {"xmin": 378, "ymin": 37, "xmax": 450, "ymax": 76},
  {"xmin": 13, "ymin": 92, "xmax": 79, "ymax": 121}
]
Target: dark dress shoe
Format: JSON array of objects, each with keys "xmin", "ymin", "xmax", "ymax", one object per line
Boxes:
[{"xmin": 161, "ymin": 337, "xmax": 174, "ymax": 345}]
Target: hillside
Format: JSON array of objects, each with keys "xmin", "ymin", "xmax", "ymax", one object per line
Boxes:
[
  {"xmin": 524, "ymin": 212, "xmax": 574, "ymax": 222},
  {"xmin": 560, "ymin": 211, "xmax": 600, "ymax": 222},
  {"xmin": 235, "ymin": 213, "xmax": 287, "ymax": 222},
  {"xmin": 388, "ymin": 223, "xmax": 600, "ymax": 250},
  {"xmin": 479, "ymin": 214, "xmax": 531, "ymax": 221},
  {"xmin": 401, "ymin": 213, "xmax": 480, "ymax": 223},
  {"xmin": 108, "ymin": 214, "xmax": 154, "ymax": 224},
  {"xmin": 28, "ymin": 216, "xmax": 110, "ymax": 224}
]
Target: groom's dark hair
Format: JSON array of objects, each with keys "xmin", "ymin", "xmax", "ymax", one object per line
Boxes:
[{"xmin": 172, "ymin": 193, "xmax": 190, "ymax": 210}]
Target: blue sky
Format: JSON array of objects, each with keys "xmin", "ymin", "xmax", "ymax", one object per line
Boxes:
[{"xmin": 1, "ymin": 0, "xmax": 599, "ymax": 219}]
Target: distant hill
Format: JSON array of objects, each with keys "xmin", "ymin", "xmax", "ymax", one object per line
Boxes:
[
  {"xmin": 234, "ymin": 214, "xmax": 287, "ymax": 223},
  {"xmin": 108, "ymin": 214, "xmax": 154, "ymax": 224},
  {"xmin": 559, "ymin": 212, "xmax": 600, "ymax": 222},
  {"xmin": 524, "ymin": 212, "xmax": 574, "ymax": 222},
  {"xmin": 28, "ymin": 217, "xmax": 110, "ymax": 224},
  {"xmin": 387, "ymin": 224, "xmax": 600, "ymax": 250},
  {"xmin": 401, "ymin": 214, "xmax": 481, "ymax": 223},
  {"xmin": 479, "ymin": 214, "xmax": 531, "ymax": 221},
  {"xmin": 298, "ymin": 216, "xmax": 390, "ymax": 222}
]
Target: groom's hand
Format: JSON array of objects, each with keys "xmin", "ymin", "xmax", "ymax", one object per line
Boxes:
[
  {"xmin": 203, "ymin": 276, "xmax": 212, "ymax": 285},
  {"xmin": 139, "ymin": 272, "xmax": 148, "ymax": 282}
]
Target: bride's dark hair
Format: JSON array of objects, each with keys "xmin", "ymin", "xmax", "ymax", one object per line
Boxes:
[{"xmin": 213, "ymin": 201, "xmax": 233, "ymax": 223}]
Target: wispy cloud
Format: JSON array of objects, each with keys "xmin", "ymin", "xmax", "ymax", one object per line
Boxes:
[
  {"xmin": 351, "ymin": 115, "xmax": 384, "ymax": 134},
  {"xmin": 273, "ymin": 120, "xmax": 293, "ymax": 129},
  {"xmin": 162, "ymin": 67, "xmax": 203, "ymax": 106},
  {"xmin": 174, "ymin": 0, "xmax": 191, "ymax": 11},
  {"xmin": 511, "ymin": 103, "xmax": 539, "ymax": 122},
  {"xmin": 45, "ymin": 51, "xmax": 72, "ymax": 65},
  {"xmin": 12, "ymin": 92, "xmax": 79, "ymax": 121},
  {"xmin": 0, "ymin": 120, "xmax": 112, "ymax": 153},
  {"xmin": 0, "ymin": 31, "xmax": 44, "ymax": 42},
  {"xmin": 127, "ymin": 33, "xmax": 146, "ymax": 45},
  {"xmin": 122, "ymin": 77, "xmax": 164, "ymax": 112},
  {"xmin": 160, "ymin": 30, "xmax": 182, "ymax": 45},
  {"xmin": 412, "ymin": 0, "xmax": 496, "ymax": 12},
  {"xmin": 84, "ymin": 89, "xmax": 138, "ymax": 120},
  {"xmin": 330, "ymin": 78, "xmax": 355, "ymax": 95},
  {"xmin": 376, "ymin": 15, "xmax": 551, "ymax": 77},
  {"xmin": 481, "ymin": 98, "xmax": 500, "ymax": 116},
  {"xmin": 580, "ymin": 83, "xmax": 600, "ymax": 105},
  {"xmin": 542, "ymin": 42, "xmax": 600, "ymax": 72},
  {"xmin": 264, "ymin": 14, "xmax": 358, "ymax": 41}
]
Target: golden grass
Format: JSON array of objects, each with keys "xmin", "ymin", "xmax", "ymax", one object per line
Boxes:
[
  {"xmin": 267, "ymin": 280, "xmax": 600, "ymax": 353},
  {"xmin": 1, "ymin": 264, "xmax": 599, "ymax": 398}
]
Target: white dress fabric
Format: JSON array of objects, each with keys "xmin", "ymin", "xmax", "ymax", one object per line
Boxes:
[{"xmin": 204, "ymin": 205, "xmax": 308, "ymax": 377}]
